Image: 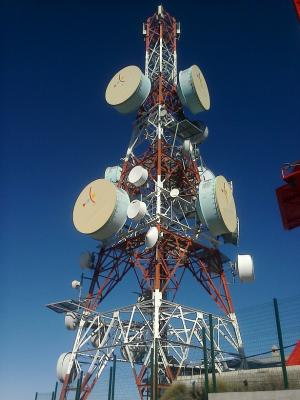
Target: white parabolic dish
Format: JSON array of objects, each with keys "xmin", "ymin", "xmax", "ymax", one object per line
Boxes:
[
  {"xmin": 105, "ymin": 65, "xmax": 151, "ymax": 114},
  {"xmin": 145, "ymin": 226, "xmax": 159, "ymax": 248},
  {"xmin": 73, "ymin": 179, "xmax": 130, "ymax": 240},
  {"xmin": 65, "ymin": 312, "xmax": 78, "ymax": 331},
  {"xmin": 128, "ymin": 166, "xmax": 148, "ymax": 187},
  {"xmin": 237, "ymin": 255, "xmax": 255, "ymax": 282},
  {"xmin": 196, "ymin": 175, "xmax": 237, "ymax": 236},
  {"xmin": 56, "ymin": 352, "xmax": 77, "ymax": 383},
  {"xmin": 71, "ymin": 280, "xmax": 80, "ymax": 289},
  {"xmin": 127, "ymin": 200, "xmax": 147, "ymax": 222},
  {"xmin": 178, "ymin": 65, "xmax": 210, "ymax": 114}
]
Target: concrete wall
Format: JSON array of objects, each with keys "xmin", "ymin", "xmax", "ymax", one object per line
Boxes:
[
  {"xmin": 177, "ymin": 365, "xmax": 300, "ymax": 391},
  {"xmin": 208, "ymin": 390, "xmax": 300, "ymax": 400}
]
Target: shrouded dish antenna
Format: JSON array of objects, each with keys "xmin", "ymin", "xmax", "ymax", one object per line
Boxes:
[
  {"xmin": 170, "ymin": 188, "xmax": 180, "ymax": 198},
  {"xmin": 236, "ymin": 254, "xmax": 255, "ymax": 282},
  {"xmin": 64, "ymin": 312, "xmax": 79, "ymax": 330},
  {"xmin": 73, "ymin": 179, "xmax": 130, "ymax": 241},
  {"xmin": 56, "ymin": 352, "xmax": 77, "ymax": 383},
  {"xmin": 182, "ymin": 139, "xmax": 194, "ymax": 158},
  {"xmin": 177, "ymin": 65, "xmax": 210, "ymax": 114},
  {"xmin": 104, "ymin": 166, "xmax": 122, "ymax": 183},
  {"xmin": 145, "ymin": 226, "xmax": 159, "ymax": 248},
  {"xmin": 128, "ymin": 166, "xmax": 148, "ymax": 187},
  {"xmin": 105, "ymin": 66, "xmax": 151, "ymax": 114},
  {"xmin": 196, "ymin": 175, "xmax": 237, "ymax": 236},
  {"xmin": 127, "ymin": 200, "xmax": 147, "ymax": 222},
  {"xmin": 71, "ymin": 280, "xmax": 81, "ymax": 289}
]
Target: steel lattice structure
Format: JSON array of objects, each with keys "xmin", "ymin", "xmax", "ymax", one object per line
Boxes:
[{"xmin": 48, "ymin": 6, "xmax": 247, "ymax": 400}]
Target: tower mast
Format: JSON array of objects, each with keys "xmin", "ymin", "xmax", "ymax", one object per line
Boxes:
[{"xmin": 49, "ymin": 6, "xmax": 254, "ymax": 400}]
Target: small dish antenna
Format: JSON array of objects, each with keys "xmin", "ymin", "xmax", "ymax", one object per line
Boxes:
[
  {"xmin": 64, "ymin": 312, "xmax": 79, "ymax": 331},
  {"xmin": 71, "ymin": 280, "xmax": 81, "ymax": 289},
  {"xmin": 170, "ymin": 188, "xmax": 180, "ymax": 198},
  {"xmin": 56, "ymin": 353, "xmax": 77, "ymax": 383},
  {"xmin": 236, "ymin": 254, "xmax": 255, "ymax": 283},
  {"xmin": 145, "ymin": 227, "xmax": 159, "ymax": 248},
  {"xmin": 128, "ymin": 166, "xmax": 148, "ymax": 187},
  {"xmin": 127, "ymin": 200, "xmax": 147, "ymax": 222}
]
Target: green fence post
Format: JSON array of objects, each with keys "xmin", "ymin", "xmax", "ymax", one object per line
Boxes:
[
  {"xmin": 202, "ymin": 327, "xmax": 209, "ymax": 397},
  {"xmin": 53, "ymin": 382, "xmax": 58, "ymax": 400},
  {"xmin": 34, "ymin": 392, "xmax": 38, "ymax": 400},
  {"xmin": 111, "ymin": 354, "xmax": 117, "ymax": 400},
  {"xmin": 273, "ymin": 298, "xmax": 289, "ymax": 389},
  {"xmin": 209, "ymin": 314, "xmax": 217, "ymax": 393},
  {"xmin": 108, "ymin": 366, "xmax": 113, "ymax": 400}
]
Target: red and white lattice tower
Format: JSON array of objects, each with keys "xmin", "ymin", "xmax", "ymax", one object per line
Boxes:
[{"xmin": 48, "ymin": 6, "xmax": 254, "ymax": 400}]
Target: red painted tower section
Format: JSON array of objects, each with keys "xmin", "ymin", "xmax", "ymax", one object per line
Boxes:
[
  {"xmin": 294, "ymin": 0, "xmax": 300, "ymax": 21},
  {"xmin": 276, "ymin": 161, "xmax": 300, "ymax": 230}
]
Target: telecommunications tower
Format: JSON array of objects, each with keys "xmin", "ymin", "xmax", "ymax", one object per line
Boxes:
[{"xmin": 48, "ymin": 6, "xmax": 255, "ymax": 400}]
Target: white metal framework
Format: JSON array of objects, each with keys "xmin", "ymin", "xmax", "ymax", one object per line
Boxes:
[{"xmin": 48, "ymin": 297, "xmax": 242, "ymax": 398}]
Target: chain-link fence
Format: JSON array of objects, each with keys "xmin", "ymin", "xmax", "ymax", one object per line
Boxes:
[
  {"xmin": 35, "ymin": 393, "xmax": 55, "ymax": 400},
  {"xmin": 35, "ymin": 360, "xmax": 138, "ymax": 400},
  {"xmin": 177, "ymin": 295, "xmax": 300, "ymax": 396},
  {"xmin": 35, "ymin": 295, "xmax": 300, "ymax": 399}
]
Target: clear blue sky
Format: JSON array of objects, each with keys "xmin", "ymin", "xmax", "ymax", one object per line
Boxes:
[{"xmin": 1, "ymin": 1, "xmax": 300, "ymax": 399}]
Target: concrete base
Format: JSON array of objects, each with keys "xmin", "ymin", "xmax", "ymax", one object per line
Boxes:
[
  {"xmin": 177, "ymin": 365, "xmax": 300, "ymax": 392},
  {"xmin": 208, "ymin": 390, "xmax": 300, "ymax": 400}
]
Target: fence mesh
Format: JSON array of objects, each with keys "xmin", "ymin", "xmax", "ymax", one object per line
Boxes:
[
  {"xmin": 36, "ymin": 394, "xmax": 53, "ymax": 400},
  {"xmin": 178, "ymin": 295, "xmax": 300, "ymax": 394}
]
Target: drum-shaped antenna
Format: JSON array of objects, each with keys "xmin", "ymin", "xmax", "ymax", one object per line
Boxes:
[
  {"xmin": 73, "ymin": 179, "xmax": 130, "ymax": 241},
  {"xmin": 71, "ymin": 280, "xmax": 81, "ymax": 289},
  {"xmin": 104, "ymin": 166, "xmax": 122, "ymax": 183},
  {"xmin": 236, "ymin": 255, "xmax": 255, "ymax": 283},
  {"xmin": 145, "ymin": 227, "xmax": 159, "ymax": 248},
  {"xmin": 178, "ymin": 65, "xmax": 210, "ymax": 114},
  {"xmin": 196, "ymin": 176, "xmax": 237, "ymax": 236},
  {"xmin": 127, "ymin": 200, "xmax": 147, "ymax": 222},
  {"xmin": 56, "ymin": 352, "xmax": 77, "ymax": 383},
  {"xmin": 64, "ymin": 312, "xmax": 79, "ymax": 331},
  {"xmin": 105, "ymin": 66, "xmax": 151, "ymax": 114},
  {"xmin": 182, "ymin": 139, "xmax": 194, "ymax": 158},
  {"xmin": 128, "ymin": 166, "xmax": 148, "ymax": 187}
]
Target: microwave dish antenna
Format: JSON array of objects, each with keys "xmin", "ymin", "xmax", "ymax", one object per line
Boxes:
[
  {"xmin": 105, "ymin": 65, "xmax": 151, "ymax": 114},
  {"xmin": 178, "ymin": 65, "xmax": 210, "ymax": 113},
  {"xmin": 73, "ymin": 179, "xmax": 129, "ymax": 240}
]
